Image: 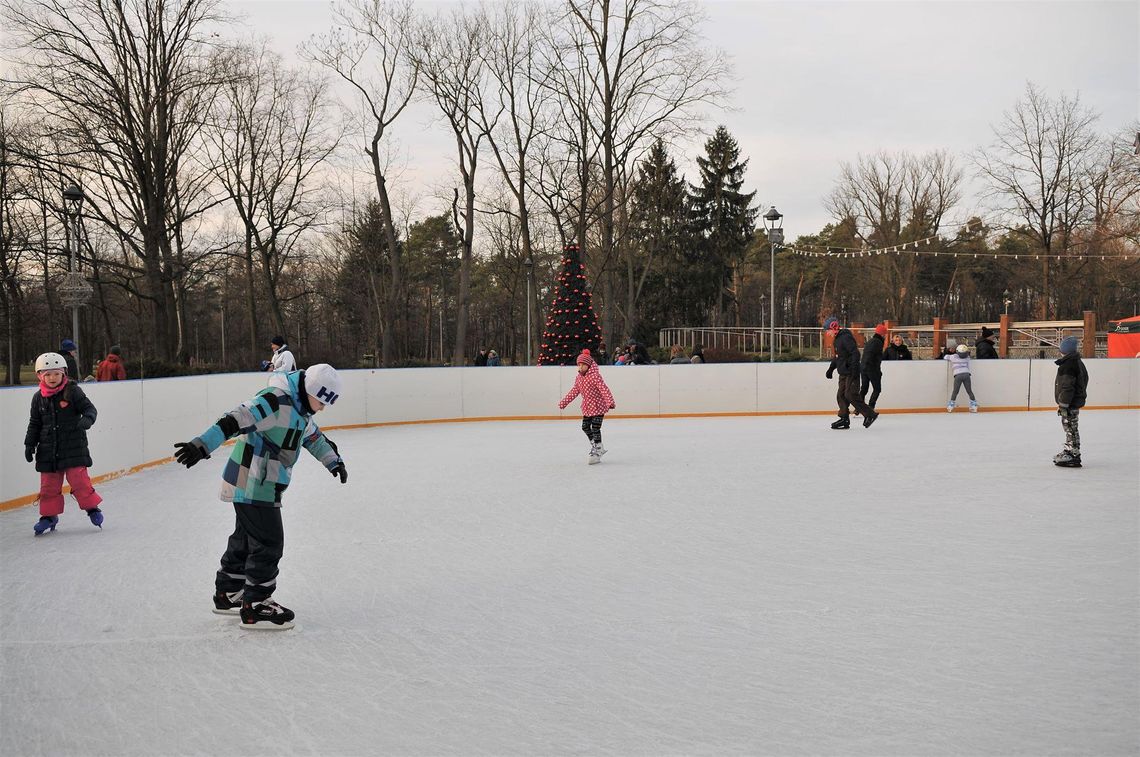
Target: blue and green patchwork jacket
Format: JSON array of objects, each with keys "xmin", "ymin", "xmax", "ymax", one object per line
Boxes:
[{"xmin": 192, "ymin": 371, "xmax": 342, "ymax": 507}]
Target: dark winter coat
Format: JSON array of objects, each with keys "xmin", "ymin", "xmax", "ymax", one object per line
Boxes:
[
  {"xmin": 976, "ymin": 338, "xmax": 999, "ymax": 360},
  {"xmin": 474, "ymin": 351, "xmax": 488, "ymax": 366},
  {"xmin": 860, "ymin": 333, "xmax": 884, "ymax": 376},
  {"xmin": 63, "ymin": 353, "xmax": 79, "ymax": 381},
  {"xmin": 24, "ymin": 383, "xmax": 98, "ymax": 472},
  {"xmin": 1054, "ymin": 353, "xmax": 1088, "ymax": 409},
  {"xmin": 883, "ymin": 343, "xmax": 912, "ymax": 361},
  {"xmin": 828, "ymin": 329, "xmax": 860, "ymax": 376}
]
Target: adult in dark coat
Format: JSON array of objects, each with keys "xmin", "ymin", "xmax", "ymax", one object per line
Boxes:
[
  {"xmin": 975, "ymin": 327, "xmax": 999, "ymax": 359},
  {"xmin": 859, "ymin": 325, "xmax": 886, "ymax": 409},
  {"xmin": 474, "ymin": 347, "xmax": 488, "ymax": 366},
  {"xmin": 823, "ymin": 317, "xmax": 877, "ymax": 429},
  {"xmin": 60, "ymin": 338, "xmax": 80, "ymax": 381},
  {"xmin": 628, "ymin": 340, "xmax": 654, "ymax": 365},
  {"xmin": 883, "ymin": 334, "xmax": 912, "ymax": 361}
]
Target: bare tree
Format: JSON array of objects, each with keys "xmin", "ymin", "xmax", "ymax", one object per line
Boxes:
[
  {"xmin": 303, "ymin": 0, "xmax": 418, "ymax": 366},
  {"xmin": 975, "ymin": 83, "xmax": 1100, "ymax": 318}
]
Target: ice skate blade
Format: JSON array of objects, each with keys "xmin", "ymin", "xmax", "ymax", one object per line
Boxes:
[
  {"xmin": 1053, "ymin": 461, "xmax": 1082, "ymax": 468},
  {"xmin": 587, "ymin": 456, "xmax": 600, "ymax": 465},
  {"xmin": 239, "ymin": 620, "xmax": 295, "ymax": 631},
  {"xmin": 212, "ymin": 607, "xmax": 241, "ymax": 616}
]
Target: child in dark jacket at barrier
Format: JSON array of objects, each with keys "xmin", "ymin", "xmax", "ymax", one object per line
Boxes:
[
  {"xmin": 1053, "ymin": 336, "xmax": 1088, "ymax": 468},
  {"xmin": 24, "ymin": 352, "xmax": 104, "ymax": 535},
  {"xmin": 172, "ymin": 364, "xmax": 348, "ymax": 630}
]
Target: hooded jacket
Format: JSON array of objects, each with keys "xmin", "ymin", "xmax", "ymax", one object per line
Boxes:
[
  {"xmin": 883, "ymin": 342, "xmax": 912, "ymax": 361},
  {"xmin": 860, "ymin": 333, "xmax": 884, "ymax": 376},
  {"xmin": 1054, "ymin": 353, "xmax": 1088, "ymax": 409},
  {"xmin": 975, "ymin": 338, "xmax": 999, "ymax": 360},
  {"xmin": 189, "ymin": 370, "xmax": 341, "ymax": 507},
  {"xmin": 828, "ymin": 329, "xmax": 860, "ymax": 376},
  {"xmin": 96, "ymin": 353, "xmax": 127, "ymax": 381},
  {"xmin": 559, "ymin": 362, "xmax": 616, "ymax": 417}
]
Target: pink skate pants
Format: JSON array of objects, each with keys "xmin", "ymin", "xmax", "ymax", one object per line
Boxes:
[{"xmin": 39, "ymin": 467, "xmax": 103, "ymax": 517}]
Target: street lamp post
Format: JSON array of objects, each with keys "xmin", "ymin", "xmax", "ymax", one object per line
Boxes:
[
  {"xmin": 523, "ymin": 257, "xmax": 534, "ymax": 365},
  {"xmin": 1003, "ymin": 289, "xmax": 1012, "ymax": 316},
  {"xmin": 60, "ymin": 184, "xmax": 91, "ymax": 374},
  {"xmin": 763, "ymin": 206, "xmax": 784, "ymax": 363},
  {"xmin": 759, "ymin": 293, "xmax": 766, "ymax": 354}
]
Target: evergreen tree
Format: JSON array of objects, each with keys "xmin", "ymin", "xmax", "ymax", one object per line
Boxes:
[
  {"xmin": 537, "ymin": 244, "xmax": 603, "ymax": 365},
  {"xmin": 690, "ymin": 126, "xmax": 758, "ymax": 324}
]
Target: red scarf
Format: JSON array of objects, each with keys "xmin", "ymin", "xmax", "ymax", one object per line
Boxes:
[{"xmin": 39, "ymin": 374, "xmax": 69, "ymax": 398}]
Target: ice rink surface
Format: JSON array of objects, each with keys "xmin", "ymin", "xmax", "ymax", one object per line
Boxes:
[{"xmin": 2, "ymin": 410, "xmax": 1138, "ymax": 756}]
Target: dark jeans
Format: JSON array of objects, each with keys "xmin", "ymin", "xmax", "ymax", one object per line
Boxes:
[
  {"xmin": 837, "ymin": 374, "xmax": 873, "ymax": 418},
  {"xmin": 859, "ymin": 371, "xmax": 882, "ymax": 408},
  {"xmin": 216, "ymin": 503, "xmax": 285, "ymax": 603}
]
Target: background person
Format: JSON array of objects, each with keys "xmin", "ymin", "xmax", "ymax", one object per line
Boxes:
[{"xmin": 96, "ymin": 345, "xmax": 127, "ymax": 381}]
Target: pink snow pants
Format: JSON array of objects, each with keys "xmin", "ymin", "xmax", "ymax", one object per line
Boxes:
[{"xmin": 39, "ymin": 467, "xmax": 102, "ymax": 517}]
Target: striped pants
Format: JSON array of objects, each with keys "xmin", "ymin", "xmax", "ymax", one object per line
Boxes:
[{"xmin": 581, "ymin": 415, "xmax": 604, "ymax": 444}]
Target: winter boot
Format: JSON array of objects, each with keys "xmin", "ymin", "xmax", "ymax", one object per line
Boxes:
[
  {"xmin": 588, "ymin": 443, "xmax": 601, "ymax": 465},
  {"xmin": 969, "ymin": 400, "xmax": 978, "ymax": 413},
  {"xmin": 240, "ymin": 598, "xmax": 295, "ymax": 630},
  {"xmin": 212, "ymin": 589, "xmax": 244, "ymax": 616},
  {"xmin": 946, "ymin": 401, "xmax": 956, "ymax": 413},
  {"xmin": 33, "ymin": 515, "xmax": 58, "ymax": 536},
  {"xmin": 1053, "ymin": 450, "xmax": 1082, "ymax": 468},
  {"xmin": 862, "ymin": 409, "xmax": 880, "ymax": 428},
  {"xmin": 87, "ymin": 508, "xmax": 104, "ymax": 528},
  {"xmin": 830, "ymin": 417, "xmax": 850, "ymax": 430}
]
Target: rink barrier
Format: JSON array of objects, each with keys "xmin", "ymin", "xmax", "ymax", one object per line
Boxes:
[{"xmin": 2, "ymin": 359, "xmax": 1137, "ymax": 511}]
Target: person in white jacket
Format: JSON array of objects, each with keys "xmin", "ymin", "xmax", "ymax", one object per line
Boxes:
[
  {"xmin": 264, "ymin": 336, "xmax": 296, "ymax": 372},
  {"xmin": 944, "ymin": 343, "xmax": 978, "ymax": 412}
]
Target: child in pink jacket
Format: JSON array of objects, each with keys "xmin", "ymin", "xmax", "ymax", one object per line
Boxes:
[{"xmin": 558, "ymin": 349, "xmax": 616, "ymax": 464}]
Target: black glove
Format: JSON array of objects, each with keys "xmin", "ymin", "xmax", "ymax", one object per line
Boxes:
[
  {"xmin": 24, "ymin": 445, "xmax": 35, "ymax": 463},
  {"xmin": 174, "ymin": 440, "xmax": 208, "ymax": 468},
  {"xmin": 77, "ymin": 416, "xmax": 94, "ymax": 431},
  {"xmin": 825, "ymin": 367, "xmax": 834, "ymax": 379},
  {"xmin": 330, "ymin": 461, "xmax": 348, "ymax": 484}
]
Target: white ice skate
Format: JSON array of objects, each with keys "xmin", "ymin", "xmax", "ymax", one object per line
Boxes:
[
  {"xmin": 969, "ymin": 400, "xmax": 978, "ymax": 413},
  {"xmin": 946, "ymin": 401, "xmax": 956, "ymax": 413},
  {"xmin": 595, "ymin": 443, "xmax": 607, "ymax": 457},
  {"xmin": 588, "ymin": 443, "xmax": 601, "ymax": 465}
]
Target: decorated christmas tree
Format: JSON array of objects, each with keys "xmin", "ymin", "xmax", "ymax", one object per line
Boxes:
[{"xmin": 537, "ymin": 244, "xmax": 603, "ymax": 365}]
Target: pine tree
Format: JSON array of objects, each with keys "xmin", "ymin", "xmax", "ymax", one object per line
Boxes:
[
  {"xmin": 690, "ymin": 126, "xmax": 758, "ymax": 324},
  {"xmin": 537, "ymin": 244, "xmax": 603, "ymax": 365}
]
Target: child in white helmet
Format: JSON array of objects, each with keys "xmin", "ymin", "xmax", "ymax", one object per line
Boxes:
[
  {"xmin": 23, "ymin": 352, "xmax": 103, "ymax": 535},
  {"xmin": 944, "ymin": 343, "xmax": 978, "ymax": 412},
  {"xmin": 172, "ymin": 364, "xmax": 348, "ymax": 630}
]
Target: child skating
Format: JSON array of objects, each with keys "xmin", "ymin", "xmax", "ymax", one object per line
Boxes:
[
  {"xmin": 1053, "ymin": 336, "xmax": 1088, "ymax": 467},
  {"xmin": 173, "ymin": 364, "xmax": 348, "ymax": 630},
  {"xmin": 944, "ymin": 343, "xmax": 978, "ymax": 412},
  {"xmin": 558, "ymin": 349, "xmax": 616, "ymax": 464},
  {"xmin": 23, "ymin": 352, "xmax": 104, "ymax": 535}
]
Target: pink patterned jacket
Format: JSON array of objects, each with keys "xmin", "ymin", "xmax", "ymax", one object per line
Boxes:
[{"xmin": 559, "ymin": 364, "xmax": 616, "ymax": 417}]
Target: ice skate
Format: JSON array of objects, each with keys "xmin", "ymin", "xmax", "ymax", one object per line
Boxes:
[
  {"xmin": 594, "ymin": 443, "xmax": 607, "ymax": 457},
  {"xmin": 212, "ymin": 589, "xmax": 244, "ymax": 616},
  {"xmin": 1053, "ymin": 450, "xmax": 1082, "ymax": 468},
  {"xmin": 830, "ymin": 417, "xmax": 850, "ymax": 430},
  {"xmin": 862, "ymin": 409, "xmax": 879, "ymax": 428},
  {"xmin": 239, "ymin": 598, "xmax": 295, "ymax": 630},
  {"xmin": 33, "ymin": 515, "xmax": 58, "ymax": 536},
  {"xmin": 87, "ymin": 508, "xmax": 104, "ymax": 528},
  {"xmin": 969, "ymin": 400, "xmax": 978, "ymax": 413},
  {"xmin": 588, "ymin": 444, "xmax": 601, "ymax": 465},
  {"xmin": 946, "ymin": 401, "xmax": 956, "ymax": 413}
]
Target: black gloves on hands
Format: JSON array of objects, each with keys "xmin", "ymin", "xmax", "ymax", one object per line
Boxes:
[
  {"xmin": 24, "ymin": 445, "xmax": 35, "ymax": 463},
  {"xmin": 825, "ymin": 367, "xmax": 834, "ymax": 379},
  {"xmin": 174, "ymin": 440, "xmax": 208, "ymax": 468},
  {"xmin": 330, "ymin": 460, "xmax": 348, "ymax": 484},
  {"xmin": 77, "ymin": 416, "xmax": 94, "ymax": 431}
]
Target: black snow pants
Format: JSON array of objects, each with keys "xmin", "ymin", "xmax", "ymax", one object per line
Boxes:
[
  {"xmin": 837, "ymin": 374, "xmax": 873, "ymax": 418},
  {"xmin": 216, "ymin": 503, "xmax": 285, "ymax": 603}
]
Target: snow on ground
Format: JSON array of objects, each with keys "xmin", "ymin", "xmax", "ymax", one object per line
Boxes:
[{"xmin": 2, "ymin": 410, "xmax": 1138, "ymax": 756}]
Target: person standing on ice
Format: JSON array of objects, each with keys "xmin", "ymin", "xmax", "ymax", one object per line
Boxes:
[
  {"xmin": 823, "ymin": 317, "xmax": 878, "ymax": 429},
  {"xmin": 859, "ymin": 324, "xmax": 886, "ymax": 410},
  {"xmin": 944, "ymin": 343, "xmax": 978, "ymax": 412},
  {"xmin": 1053, "ymin": 336, "xmax": 1088, "ymax": 468},
  {"xmin": 558, "ymin": 349, "xmax": 616, "ymax": 464},
  {"xmin": 24, "ymin": 352, "xmax": 104, "ymax": 535},
  {"xmin": 172, "ymin": 364, "xmax": 348, "ymax": 630}
]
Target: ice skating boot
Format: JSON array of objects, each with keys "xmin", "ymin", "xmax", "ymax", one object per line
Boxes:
[
  {"xmin": 969, "ymin": 400, "xmax": 978, "ymax": 413},
  {"xmin": 240, "ymin": 598, "xmax": 295, "ymax": 630},
  {"xmin": 946, "ymin": 401, "xmax": 956, "ymax": 413},
  {"xmin": 862, "ymin": 409, "xmax": 880, "ymax": 428},
  {"xmin": 830, "ymin": 417, "xmax": 850, "ymax": 430},
  {"xmin": 595, "ymin": 443, "xmax": 608, "ymax": 457},
  {"xmin": 588, "ymin": 443, "xmax": 601, "ymax": 465},
  {"xmin": 33, "ymin": 515, "xmax": 58, "ymax": 536},
  {"xmin": 1053, "ymin": 450, "xmax": 1082, "ymax": 468},
  {"xmin": 87, "ymin": 508, "xmax": 103, "ymax": 528},
  {"xmin": 213, "ymin": 589, "xmax": 244, "ymax": 616}
]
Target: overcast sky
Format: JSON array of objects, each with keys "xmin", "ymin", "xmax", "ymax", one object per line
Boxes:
[{"xmin": 151, "ymin": 1, "xmax": 1140, "ymax": 237}]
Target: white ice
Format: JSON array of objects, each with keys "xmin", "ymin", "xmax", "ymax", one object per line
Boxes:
[{"xmin": 2, "ymin": 411, "xmax": 1138, "ymax": 756}]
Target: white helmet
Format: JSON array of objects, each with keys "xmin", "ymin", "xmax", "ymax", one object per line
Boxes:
[
  {"xmin": 304, "ymin": 363, "xmax": 342, "ymax": 406},
  {"xmin": 35, "ymin": 352, "xmax": 68, "ymax": 372},
  {"xmin": 956, "ymin": 344, "xmax": 969, "ymax": 354}
]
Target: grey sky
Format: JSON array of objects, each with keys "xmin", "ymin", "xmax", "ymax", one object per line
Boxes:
[{"xmin": 203, "ymin": 1, "xmax": 1140, "ymax": 237}]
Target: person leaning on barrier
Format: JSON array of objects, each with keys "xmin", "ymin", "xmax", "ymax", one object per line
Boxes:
[
  {"xmin": 883, "ymin": 334, "xmax": 912, "ymax": 361},
  {"xmin": 976, "ymin": 327, "xmax": 999, "ymax": 359}
]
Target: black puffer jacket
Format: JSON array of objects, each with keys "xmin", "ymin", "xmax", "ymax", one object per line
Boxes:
[
  {"xmin": 883, "ymin": 343, "xmax": 912, "ymax": 361},
  {"xmin": 828, "ymin": 329, "xmax": 860, "ymax": 376},
  {"xmin": 24, "ymin": 383, "xmax": 98, "ymax": 472},
  {"xmin": 976, "ymin": 338, "xmax": 999, "ymax": 360},
  {"xmin": 861, "ymin": 333, "xmax": 884, "ymax": 376},
  {"xmin": 1054, "ymin": 353, "xmax": 1088, "ymax": 409}
]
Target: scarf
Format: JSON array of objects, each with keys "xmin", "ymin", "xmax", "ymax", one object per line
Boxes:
[{"xmin": 39, "ymin": 374, "xmax": 69, "ymax": 398}]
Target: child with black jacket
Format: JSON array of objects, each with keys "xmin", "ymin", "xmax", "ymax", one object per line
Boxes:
[{"xmin": 1053, "ymin": 336, "xmax": 1088, "ymax": 467}]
